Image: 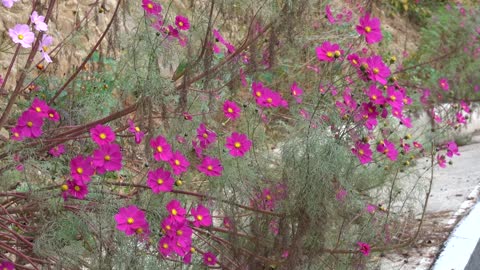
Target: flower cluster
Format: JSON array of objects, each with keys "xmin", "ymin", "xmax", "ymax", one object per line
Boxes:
[
  {"xmin": 252, "ymin": 81, "xmax": 288, "ymax": 108},
  {"xmin": 10, "ymin": 98, "xmax": 59, "ymax": 141},
  {"xmin": 115, "ymin": 205, "xmax": 150, "ymax": 237},
  {"xmin": 143, "ymin": 0, "xmax": 190, "ymax": 46}
]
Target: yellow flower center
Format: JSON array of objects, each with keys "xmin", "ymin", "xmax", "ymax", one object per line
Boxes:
[
  {"xmin": 174, "ymin": 159, "xmax": 180, "ymax": 166},
  {"xmin": 334, "ymin": 50, "xmax": 341, "ymax": 57},
  {"xmin": 171, "ymin": 209, "xmax": 177, "ymax": 216},
  {"xmin": 365, "ymin": 26, "xmax": 371, "ymax": 33},
  {"xmin": 136, "ymin": 228, "xmax": 143, "ymax": 234},
  {"xmin": 18, "ymin": 34, "xmax": 24, "ymax": 40},
  {"xmin": 352, "ymin": 59, "xmax": 358, "ymax": 65},
  {"xmin": 293, "ymin": 90, "xmax": 297, "ymax": 96},
  {"xmin": 190, "ymin": 247, "xmax": 196, "ymax": 252},
  {"xmin": 104, "ymin": 155, "xmax": 111, "ymax": 161},
  {"xmin": 13, "ymin": 132, "xmax": 19, "ymax": 137},
  {"xmin": 359, "ymin": 149, "xmax": 364, "ymax": 155},
  {"xmin": 266, "ymin": 194, "xmax": 272, "ymax": 201},
  {"xmin": 99, "ymin": 133, "xmax": 106, "ymax": 139},
  {"xmin": 27, "ymin": 121, "xmax": 33, "ymax": 127},
  {"xmin": 42, "ymin": 46, "xmax": 48, "ymax": 52},
  {"xmin": 266, "ymin": 98, "xmax": 273, "ymax": 103},
  {"xmin": 208, "ymin": 257, "xmax": 212, "ymax": 262},
  {"xmin": 165, "ymin": 225, "xmax": 171, "ymax": 230},
  {"xmin": 197, "ymin": 215, "xmax": 203, "ymax": 221},
  {"xmin": 255, "ymin": 91, "xmax": 262, "ymax": 97},
  {"xmin": 49, "ymin": 113, "xmax": 54, "ymax": 118},
  {"xmin": 157, "ymin": 146, "xmax": 163, "ymax": 153},
  {"xmin": 203, "ymin": 133, "xmax": 208, "ymax": 138},
  {"xmin": 61, "ymin": 184, "xmax": 68, "ymax": 191},
  {"xmin": 162, "ymin": 243, "xmax": 169, "ymax": 249},
  {"xmin": 372, "ymin": 95, "xmax": 377, "ymax": 100},
  {"xmin": 373, "ymin": 68, "xmax": 379, "ymax": 74},
  {"xmin": 157, "ymin": 178, "xmax": 164, "ymax": 185},
  {"xmin": 35, "ymin": 107, "xmax": 41, "ymax": 112},
  {"xmin": 74, "ymin": 185, "xmax": 81, "ymax": 191},
  {"xmin": 227, "ymin": 107, "xmax": 233, "ymax": 113},
  {"xmin": 177, "ymin": 230, "xmax": 183, "ymax": 236},
  {"xmin": 390, "ymin": 95, "xmax": 396, "ymax": 101},
  {"xmin": 77, "ymin": 167, "xmax": 83, "ymax": 174},
  {"xmin": 207, "ymin": 165, "xmax": 213, "ymax": 171},
  {"xmin": 327, "ymin": 51, "xmax": 334, "ymax": 58},
  {"xmin": 134, "ymin": 126, "xmax": 140, "ymax": 132},
  {"xmin": 127, "ymin": 217, "xmax": 134, "ymax": 224},
  {"xmin": 147, "ymin": 3, "xmax": 153, "ymax": 9},
  {"xmin": 179, "ymin": 21, "xmax": 184, "ymax": 27},
  {"xmin": 234, "ymin": 142, "xmax": 241, "ymax": 148}
]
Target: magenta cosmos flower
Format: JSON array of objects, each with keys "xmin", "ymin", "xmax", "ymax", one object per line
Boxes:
[
  {"xmin": 352, "ymin": 142, "xmax": 372, "ymax": 164},
  {"xmin": 70, "ymin": 155, "xmax": 94, "ymax": 183},
  {"xmin": 39, "ymin": 35, "xmax": 53, "ymax": 63},
  {"xmin": 2, "ymin": 0, "xmax": 19, "ymax": 8},
  {"xmin": 10, "ymin": 126, "xmax": 24, "ymax": 141},
  {"xmin": 158, "ymin": 237, "xmax": 174, "ymax": 257},
  {"xmin": 191, "ymin": 204, "xmax": 212, "ymax": 227},
  {"xmin": 150, "ymin": 135, "xmax": 173, "ymax": 161},
  {"xmin": 357, "ymin": 242, "xmax": 371, "ymax": 256},
  {"xmin": 65, "ymin": 179, "xmax": 89, "ymax": 200},
  {"xmin": 92, "ymin": 143, "xmax": 123, "ymax": 174},
  {"xmin": 29, "ymin": 97, "xmax": 50, "ymax": 118},
  {"xmin": 175, "ymin": 15, "xmax": 190, "ymax": 31},
  {"xmin": 437, "ymin": 154, "xmax": 447, "ymax": 168},
  {"xmin": 366, "ymin": 55, "xmax": 390, "ymax": 85},
  {"xmin": 291, "ymin": 82, "xmax": 304, "ymax": 103},
  {"xmin": 166, "ymin": 199, "xmax": 187, "ymax": 223},
  {"xmin": 142, "ymin": 0, "xmax": 162, "ymax": 15},
  {"xmin": 147, "ymin": 167, "xmax": 174, "ymax": 193},
  {"xmin": 169, "ymin": 151, "xmax": 190, "ymax": 175},
  {"xmin": 438, "ymin": 77, "xmax": 449, "ymax": 91},
  {"xmin": 196, "ymin": 123, "xmax": 217, "ymax": 148},
  {"xmin": 223, "ymin": 100, "xmax": 241, "ymax": 120},
  {"xmin": 0, "ymin": 260, "xmax": 15, "ymax": 270},
  {"xmin": 90, "ymin": 124, "xmax": 116, "ymax": 146},
  {"xmin": 225, "ymin": 132, "xmax": 252, "ymax": 157},
  {"xmin": 49, "ymin": 144, "xmax": 65, "ymax": 157},
  {"xmin": 128, "ymin": 119, "xmax": 145, "ymax": 144},
  {"xmin": 203, "ymin": 252, "xmax": 217, "ymax": 266},
  {"xmin": 251, "ymin": 82, "xmax": 288, "ymax": 108},
  {"xmin": 31, "ymin": 11, "xmax": 48, "ymax": 32},
  {"xmin": 366, "ymin": 84, "xmax": 385, "ymax": 105},
  {"xmin": 446, "ymin": 141, "xmax": 459, "ymax": 157},
  {"xmin": 47, "ymin": 108, "xmax": 60, "ymax": 122},
  {"xmin": 115, "ymin": 205, "xmax": 149, "ymax": 236},
  {"xmin": 17, "ymin": 110, "xmax": 44, "ymax": 138},
  {"xmin": 8, "ymin": 24, "xmax": 35, "ymax": 48},
  {"xmin": 356, "ymin": 13, "xmax": 382, "ymax": 44},
  {"xmin": 197, "ymin": 156, "xmax": 223, "ymax": 177},
  {"xmin": 315, "ymin": 41, "xmax": 343, "ymax": 62},
  {"xmin": 376, "ymin": 139, "xmax": 398, "ymax": 161}
]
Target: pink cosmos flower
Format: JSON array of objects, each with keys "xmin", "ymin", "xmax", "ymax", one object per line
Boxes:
[
  {"xmin": 8, "ymin": 24, "xmax": 35, "ymax": 48},
  {"xmin": 223, "ymin": 100, "xmax": 241, "ymax": 120},
  {"xmin": 2, "ymin": 0, "xmax": 19, "ymax": 8},
  {"xmin": 386, "ymin": 86, "xmax": 404, "ymax": 109},
  {"xmin": 0, "ymin": 260, "xmax": 14, "ymax": 270},
  {"xmin": 438, "ymin": 78, "xmax": 449, "ymax": 91},
  {"xmin": 446, "ymin": 141, "xmax": 460, "ymax": 157},
  {"xmin": 336, "ymin": 188, "xmax": 347, "ymax": 202},
  {"xmin": 413, "ymin": 141, "xmax": 423, "ymax": 149},
  {"xmin": 70, "ymin": 155, "xmax": 94, "ymax": 183},
  {"xmin": 316, "ymin": 41, "xmax": 343, "ymax": 62},
  {"xmin": 67, "ymin": 179, "xmax": 89, "ymax": 199},
  {"xmin": 49, "ymin": 144, "xmax": 65, "ymax": 157},
  {"xmin": 10, "ymin": 126, "xmax": 24, "ymax": 141},
  {"xmin": 366, "ymin": 84, "xmax": 385, "ymax": 105},
  {"xmin": 158, "ymin": 237, "xmax": 174, "ymax": 257},
  {"xmin": 128, "ymin": 119, "xmax": 144, "ymax": 144},
  {"xmin": 172, "ymin": 234, "xmax": 192, "ymax": 257},
  {"xmin": 356, "ymin": 13, "xmax": 383, "ymax": 44},
  {"xmin": 291, "ymin": 82, "xmax": 303, "ymax": 103},
  {"xmin": 169, "ymin": 151, "xmax": 190, "ymax": 175},
  {"xmin": 147, "ymin": 167, "xmax": 174, "ymax": 193},
  {"xmin": 366, "ymin": 55, "xmax": 390, "ymax": 85},
  {"xmin": 357, "ymin": 242, "xmax": 371, "ymax": 256},
  {"xmin": 29, "ymin": 98, "xmax": 50, "ymax": 118},
  {"xmin": 197, "ymin": 156, "xmax": 223, "ymax": 177},
  {"xmin": 115, "ymin": 205, "xmax": 149, "ymax": 236},
  {"xmin": 90, "ymin": 124, "xmax": 115, "ymax": 146},
  {"xmin": 347, "ymin": 53, "xmax": 361, "ymax": 67},
  {"xmin": 31, "ymin": 11, "xmax": 48, "ymax": 32},
  {"xmin": 191, "ymin": 204, "xmax": 212, "ymax": 227},
  {"xmin": 196, "ymin": 123, "xmax": 217, "ymax": 148},
  {"xmin": 166, "ymin": 199, "xmax": 186, "ymax": 223},
  {"xmin": 92, "ymin": 143, "xmax": 123, "ymax": 174},
  {"xmin": 150, "ymin": 135, "xmax": 173, "ymax": 161},
  {"xmin": 325, "ymin": 5, "xmax": 336, "ymax": 24},
  {"xmin": 456, "ymin": 112, "xmax": 466, "ymax": 125},
  {"xmin": 252, "ymin": 82, "xmax": 288, "ymax": 108},
  {"xmin": 161, "ymin": 216, "xmax": 176, "ymax": 236},
  {"xmin": 203, "ymin": 252, "xmax": 217, "ymax": 266},
  {"xmin": 142, "ymin": 0, "xmax": 162, "ymax": 15},
  {"xmin": 352, "ymin": 142, "xmax": 372, "ymax": 164},
  {"xmin": 39, "ymin": 35, "xmax": 53, "ymax": 63},
  {"xmin": 174, "ymin": 224, "xmax": 193, "ymax": 239},
  {"xmin": 225, "ymin": 132, "xmax": 252, "ymax": 157},
  {"xmin": 460, "ymin": 101, "xmax": 471, "ymax": 113},
  {"xmin": 437, "ymin": 154, "xmax": 447, "ymax": 168},
  {"xmin": 376, "ymin": 139, "xmax": 398, "ymax": 161},
  {"xmin": 17, "ymin": 110, "xmax": 43, "ymax": 138},
  {"xmin": 47, "ymin": 109, "xmax": 60, "ymax": 122},
  {"xmin": 420, "ymin": 88, "xmax": 431, "ymax": 105},
  {"xmin": 365, "ymin": 204, "xmax": 377, "ymax": 213},
  {"xmin": 175, "ymin": 15, "xmax": 190, "ymax": 31}
]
